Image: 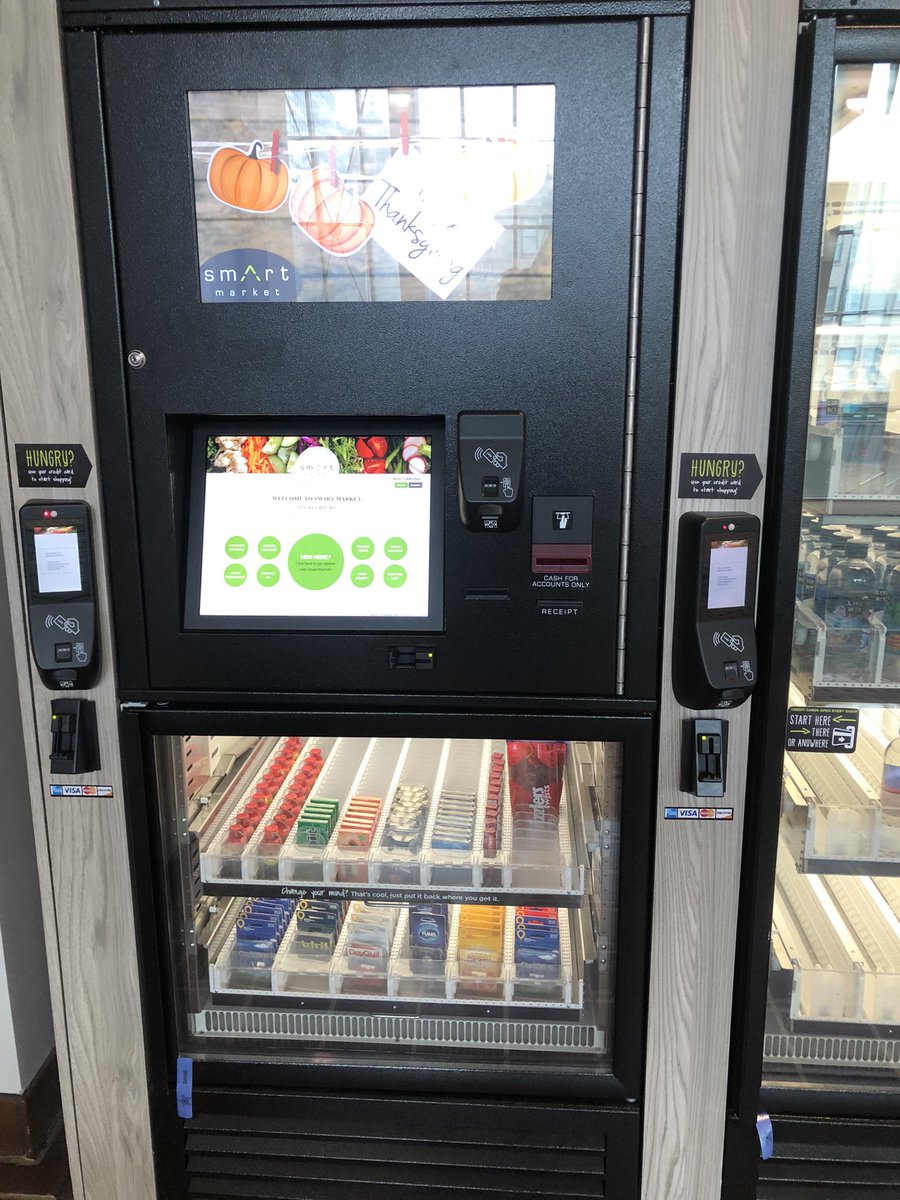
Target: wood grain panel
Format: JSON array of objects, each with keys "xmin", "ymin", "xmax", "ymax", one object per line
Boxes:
[
  {"xmin": 641, "ymin": 4, "xmax": 798, "ymax": 1199},
  {"xmin": 0, "ymin": 4, "xmax": 156, "ymax": 1199}
]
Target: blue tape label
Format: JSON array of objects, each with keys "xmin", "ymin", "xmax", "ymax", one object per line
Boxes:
[
  {"xmin": 756, "ymin": 1113, "xmax": 773, "ymax": 1160},
  {"xmin": 176, "ymin": 1057, "xmax": 193, "ymax": 1119}
]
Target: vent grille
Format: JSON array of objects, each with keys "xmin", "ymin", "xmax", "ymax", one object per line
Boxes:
[
  {"xmin": 758, "ymin": 1118, "xmax": 900, "ymax": 1198},
  {"xmin": 764, "ymin": 1032, "xmax": 900, "ymax": 1069},
  {"xmin": 186, "ymin": 1092, "xmax": 606, "ymax": 1200},
  {"xmin": 196, "ymin": 1008, "xmax": 601, "ymax": 1052}
]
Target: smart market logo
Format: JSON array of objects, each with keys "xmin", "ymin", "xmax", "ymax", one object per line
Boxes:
[{"xmin": 200, "ymin": 248, "xmax": 297, "ymax": 303}]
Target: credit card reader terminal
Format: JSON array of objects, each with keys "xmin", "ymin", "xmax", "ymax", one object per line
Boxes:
[
  {"xmin": 672, "ymin": 512, "xmax": 760, "ymax": 710},
  {"xmin": 19, "ymin": 501, "xmax": 99, "ymax": 690}
]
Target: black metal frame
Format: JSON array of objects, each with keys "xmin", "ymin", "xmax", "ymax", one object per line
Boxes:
[
  {"xmin": 722, "ymin": 17, "xmax": 900, "ymax": 1199},
  {"xmin": 60, "ymin": 0, "xmax": 690, "ymax": 24},
  {"xmin": 62, "ymin": 5, "xmax": 686, "ymax": 712}
]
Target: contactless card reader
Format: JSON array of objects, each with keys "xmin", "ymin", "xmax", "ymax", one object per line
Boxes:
[
  {"xmin": 19, "ymin": 501, "xmax": 99, "ymax": 690},
  {"xmin": 672, "ymin": 512, "xmax": 759, "ymax": 710},
  {"xmin": 458, "ymin": 412, "xmax": 525, "ymax": 531}
]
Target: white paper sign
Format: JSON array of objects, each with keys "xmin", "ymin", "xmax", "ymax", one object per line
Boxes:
[{"xmin": 361, "ymin": 149, "xmax": 504, "ymax": 299}]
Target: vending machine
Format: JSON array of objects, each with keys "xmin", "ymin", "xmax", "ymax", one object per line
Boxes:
[
  {"xmin": 12, "ymin": 0, "xmax": 693, "ymax": 1196},
  {"xmin": 724, "ymin": 11, "xmax": 900, "ymax": 1197}
]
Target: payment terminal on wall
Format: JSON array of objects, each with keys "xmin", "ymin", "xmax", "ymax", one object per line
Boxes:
[
  {"xmin": 672, "ymin": 512, "xmax": 760, "ymax": 710},
  {"xmin": 19, "ymin": 501, "xmax": 99, "ymax": 690}
]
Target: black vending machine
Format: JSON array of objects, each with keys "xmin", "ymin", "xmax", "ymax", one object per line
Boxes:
[{"xmin": 60, "ymin": 1, "xmax": 688, "ymax": 1195}]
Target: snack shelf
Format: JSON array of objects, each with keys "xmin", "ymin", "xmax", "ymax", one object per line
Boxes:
[
  {"xmin": 209, "ymin": 898, "xmax": 582, "ymax": 1014},
  {"xmin": 770, "ymin": 838, "xmax": 900, "ymax": 1028},
  {"xmin": 199, "ymin": 736, "xmax": 585, "ymax": 905}
]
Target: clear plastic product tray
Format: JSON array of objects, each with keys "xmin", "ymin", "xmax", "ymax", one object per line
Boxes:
[
  {"xmin": 200, "ymin": 737, "xmax": 583, "ymax": 902},
  {"xmin": 210, "ymin": 901, "xmax": 583, "ymax": 1011}
]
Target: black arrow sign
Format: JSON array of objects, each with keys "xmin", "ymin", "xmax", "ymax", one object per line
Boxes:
[
  {"xmin": 15, "ymin": 443, "xmax": 93, "ymax": 489},
  {"xmin": 678, "ymin": 452, "xmax": 763, "ymax": 501}
]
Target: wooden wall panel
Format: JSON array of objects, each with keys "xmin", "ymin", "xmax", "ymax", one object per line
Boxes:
[
  {"xmin": 0, "ymin": 3, "xmax": 156, "ymax": 1198},
  {"xmin": 640, "ymin": 4, "xmax": 798, "ymax": 1199}
]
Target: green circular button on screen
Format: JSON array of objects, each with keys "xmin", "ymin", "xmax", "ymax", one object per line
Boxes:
[
  {"xmin": 224, "ymin": 564, "xmax": 247, "ymax": 587},
  {"xmin": 384, "ymin": 537, "xmax": 407, "ymax": 561},
  {"xmin": 384, "ymin": 564, "xmax": 407, "ymax": 588},
  {"xmin": 258, "ymin": 536, "xmax": 281, "ymax": 560},
  {"xmin": 257, "ymin": 564, "xmax": 280, "ymax": 587},
  {"xmin": 225, "ymin": 536, "xmax": 248, "ymax": 559},
  {"xmin": 352, "ymin": 537, "xmax": 374, "ymax": 560},
  {"xmin": 288, "ymin": 534, "xmax": 344, "ymax": 590},
  {"xmin": 351, "ymin": 564, "xmax": 374, "ymax": 588}
]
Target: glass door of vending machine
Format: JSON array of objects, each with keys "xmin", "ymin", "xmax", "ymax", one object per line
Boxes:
[
  {"xmin": 725, "ymin": 20, "xmax": 900, "ymax": 1198},
  {"xmin": 126, "ymin": 713, "xmax": 653, "ymax": 1196}
]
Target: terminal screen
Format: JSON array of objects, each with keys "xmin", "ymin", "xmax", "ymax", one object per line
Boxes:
[
  {"xmin": 33, "ymin": 528, "xmax": 82, "ymax": 595},
  {"xmin": 196, "ymin": 434, "xmax": 436, "ymax": 625},
  {"xmin": 706, "ymin": 539, "xmax": 750, "ymax": 611}
]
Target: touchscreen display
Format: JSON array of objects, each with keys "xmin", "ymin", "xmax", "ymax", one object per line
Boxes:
[
  {"xmin": 198, "ymin": 435, "xmax": 433, "ymax": 621},
  {"xmin": 34, "ymin": 528, "xmax": 82, "ymax": 594},
  {"xmin": 706, "ymin": 539, "xmax": 749, "ymax": 611}
]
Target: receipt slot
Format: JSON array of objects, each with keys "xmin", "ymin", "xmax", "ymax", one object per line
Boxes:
[
  {"xmin": 672, "ymin": 512, "xmax": 760, "ymax": 710},
  {"xmin": 19, "ymin": 501, "xmax": 99, "ymax": 690}
]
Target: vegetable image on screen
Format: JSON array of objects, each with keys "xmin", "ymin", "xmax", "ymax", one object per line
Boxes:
[
  {"xmin": 208, "ymin": 136, "xmax": 289, "ymax": 213},
  {"xmin": 198, "ymin": 435, "xmax": 433, "ymax": 622}
]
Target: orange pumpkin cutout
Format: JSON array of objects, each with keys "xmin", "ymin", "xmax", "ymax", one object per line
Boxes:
[
  {"xmin": 289, "ymin": 166, "xmax": 374, "ymax": 257},
  {"xmin": 208, "ymin": 140, "xmax": 289, "ymax": 213}
]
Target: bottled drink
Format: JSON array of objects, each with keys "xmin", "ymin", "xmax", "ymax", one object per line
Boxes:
[
  {"xmin": 823, "ymin": 538, "xmax": 876, "ymax": 680},
  {"xmin": 829, "ymin": 365, "xmax": 890, "ymax": 464},
  {"xmin": 880, "ymin": 736, "xmax": 900, "ymax": 819},
  {"xmin": 797, "ymin": 517, "xmax": 816, "ymax": 600},
  {"xmin": 874, "ymin": 530, "xmax": 900, "ymax": 611},
  {"xmin": 883, "ymin": 562, "xmax": 900, "ymax": 682},
  {"xmin": 813, "ymin": 530, "xmax": 852, "ymax": 617}
]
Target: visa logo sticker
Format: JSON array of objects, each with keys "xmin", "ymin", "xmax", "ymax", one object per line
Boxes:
[
  {"xmin": 665, "ymin": 806, "xmax": 734, "ymax": 821},
  {"xmin": 49, "ymin": 784, "xmax": 114, "ymax": 798}
]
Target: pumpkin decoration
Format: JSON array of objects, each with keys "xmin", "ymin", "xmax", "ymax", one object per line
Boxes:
[
  {"xmin": 207, "ymin": 138, "xmax": 289, "ymax": 213},
  {"xmin": 459, "ymin": 137, "xmax": 548, "ymax": 212},
  {"xmin": 289, "ymin": 166, "xmax": 375, "ymax": 257}
]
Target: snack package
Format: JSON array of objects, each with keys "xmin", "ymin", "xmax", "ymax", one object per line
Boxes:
[{"xmin": 506, "ymin": 741, "xmax": 567, "ymax": 832}]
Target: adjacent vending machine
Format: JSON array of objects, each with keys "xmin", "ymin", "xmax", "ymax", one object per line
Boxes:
[
  {"xmin": 43, "ymin": 1, "xmax": 687, "ymax": 1195},
  {"xmin": 725, "ymin": 12, "xmax": 900, "ymax": 1197}
]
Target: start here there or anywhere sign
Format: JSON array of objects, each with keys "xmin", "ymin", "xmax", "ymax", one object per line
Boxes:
[{"xmin": 198, "ymin": 435, "xmax": 432, "ymax": 621}]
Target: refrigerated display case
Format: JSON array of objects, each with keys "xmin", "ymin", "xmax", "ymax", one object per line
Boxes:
[{"xmin": 724, "ymin": 16, "xmax": 900, "ymax": 1198}]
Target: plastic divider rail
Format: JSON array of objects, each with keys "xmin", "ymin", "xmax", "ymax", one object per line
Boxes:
[
  {"xmin": 368, "ymin": 739, "xmax": 449, "ymax": 886},
  {"xmin": 420, "ymin": 739, "xmax": 486, "ymax": 888},
  {"xmin": 278, "ymin": 736, "xmax": 378, "ymax": 882},
  {"xmin": 773, "ymin": 838, "xmax": 868, "ymax": 1021},
  {"xmin": 201, "ymin": 737, "xmax": 319, "ymax": 881},
  {"xmin": 324, "ymin": 738, "xmax": 418, "ymax": 883},
  {"xmin": 238, "ymin": 738, "xmax": 333, "ymax": 880}
]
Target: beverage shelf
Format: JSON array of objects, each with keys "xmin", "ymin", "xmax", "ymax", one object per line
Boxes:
[
  {"xmin": 791, "ymin": 600, "xmax": 900, "ymax": 705},
  {"xmin": 769, "ymin": 837, "xmax": 900, "ymax": 1029},
  {"xmin": 784, "ymin": 722, "xmax": 900, "ymax": 876}
]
